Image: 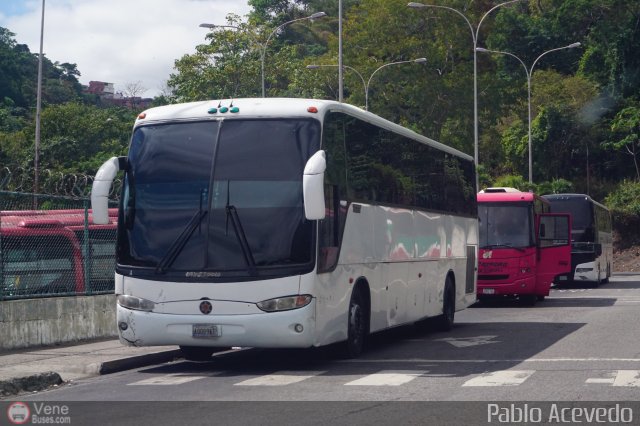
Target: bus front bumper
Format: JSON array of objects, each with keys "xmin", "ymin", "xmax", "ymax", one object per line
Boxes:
[
  {"xmin": 116, "ymin": 300, "xmax": 317, "ymax": 348},
  {"xmin": 477, "ymin": 277, "xmax": 538, "ymax": 297}
]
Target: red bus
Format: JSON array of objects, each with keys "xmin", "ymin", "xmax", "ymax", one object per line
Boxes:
[
  {"xmin": 477, "ymin": 188, "xmax": 572, "ymax": 305},
  {"xmin": 1, "ymin": 209, "xmax": 117, "ymax": 298}
]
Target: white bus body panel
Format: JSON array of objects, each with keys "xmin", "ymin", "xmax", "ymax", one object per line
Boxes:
[
  {"xmin": 310, "ymin": 203, "xmax": 477, "ymax": 348},
  {"xmin": 116, "ymin": 274, "xmax": 319, "ymax": 348}
]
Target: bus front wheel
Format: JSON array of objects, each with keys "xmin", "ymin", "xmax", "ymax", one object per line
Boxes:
[{"xmin": 345, "ymin": 288, "xmax": 368, "ymax": 358}]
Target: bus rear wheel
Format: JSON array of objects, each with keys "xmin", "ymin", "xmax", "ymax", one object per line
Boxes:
[
  {"xmin": 436, "ymin": 277, "xmax": 455, "ymax": 331},
  {"xmin": 180, "ymin": 346, "xmax": 214, "ymax": 361}
]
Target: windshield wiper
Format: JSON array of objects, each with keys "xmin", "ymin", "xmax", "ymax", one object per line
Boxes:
[
  {"xmin": 482, "ymin": 243, "xmax": 526, "ymax": 253},
  {"xmin": 156, "ymin": 190, "xmax": 209, "ymax": 274},
  {"xmin": 226, "ymin": 204, "xmax": 257, "ymax": 276}
]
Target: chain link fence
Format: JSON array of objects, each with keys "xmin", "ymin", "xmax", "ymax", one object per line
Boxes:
[{"xmin": 1, "ymin": 191, "xmax": 118, "ymax": 300}]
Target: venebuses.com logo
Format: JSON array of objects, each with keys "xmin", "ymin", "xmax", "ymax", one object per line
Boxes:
[
  {"xmin": 6, "ymin": 402, "xmax": 30, "ymax": 425},
  {"xmin": 6, "ymin": 401, "xmax": 71, "ymax": 424}
]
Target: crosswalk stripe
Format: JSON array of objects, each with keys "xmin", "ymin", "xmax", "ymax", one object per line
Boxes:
[
  {"xmin": 344, "ymin": 370, "xmax": 426, "ymax": 386},
  {"xmin": 235, "ymin": 371, "xmax": 325, "ymax": 386},
  {"xmin": 129, "ymin": 373, "xmax": 208, "ymax": 385},
  {"xmin": 462, "ymin": 370, "xmax": 535, "ymax": 387},
  {"xmin": 613, "ymin": 370, "xmax": 640, "ymax": 387}
]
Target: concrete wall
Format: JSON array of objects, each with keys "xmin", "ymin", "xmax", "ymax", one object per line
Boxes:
[{"xmin": 0, "ymin": 295, "xmax": 117, "ymax": 351}]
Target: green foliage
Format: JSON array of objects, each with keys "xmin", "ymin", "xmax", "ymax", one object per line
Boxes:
[
  {"xmin": 536, "ymin": 178, "xmax": 574, "ymax": 195},
  {"xmin": 490, "ymin": 174, "xmax": 535, "ymax": 192},
  {"xmin": 605, "ymin": 180, "xmax": 640, "ymax": 216},
  {"xmin": 3, "ymin": 0, "xmax": 640, "ymax": 202},
  {"xmin": 608, "ymin": 104, "xmax": 640, "ymax": 180}
]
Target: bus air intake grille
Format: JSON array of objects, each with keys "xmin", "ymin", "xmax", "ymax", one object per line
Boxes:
[{"xmin": 478, "ymin": 275, "xmax": 509, "ymax": 281}]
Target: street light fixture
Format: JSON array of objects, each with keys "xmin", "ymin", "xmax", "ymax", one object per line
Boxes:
[
  {"xmin": 408, "ymin": 0, "xmax": 523, "ymax": 190},
  {"xmin": 200, "ymin": 11, "xmax": 326, "ymax": 98},
  {"xmin": 307, "ymin": 58, "xmax": 427, "ymax": 110},
  {"xmin": 476, "ymin": 42, "xmax": 581, "ymax": 183}
]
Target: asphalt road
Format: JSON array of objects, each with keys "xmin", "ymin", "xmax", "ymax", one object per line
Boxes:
[{"xmin": 13, "ymin": 275, "xmax": 640, "ymax": 424}]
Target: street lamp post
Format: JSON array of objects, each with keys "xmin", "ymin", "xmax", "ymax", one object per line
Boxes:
[
  {"xmin": 307, "ymin": 58, "xmax": 427, "ymax": 110},
  {"xmin": 307, "ymin": 64, "xmax": 366, "ymax": 105},
  {"xmin": 408, "ymin": 0, "xmax": 522, "ymax": 190},
  {"xmin": 476, "ymin": 42, "xmax": 581, "ymax": 183},
  {"xmin": 34, "ymin": 0, "xmax": 45, "ymax": 199},
  {"xmin": 200, "ymin": 11, "xmax": 326, "ymax": 98}
]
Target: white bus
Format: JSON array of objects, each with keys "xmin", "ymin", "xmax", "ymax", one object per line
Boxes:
[
  {"xmin": 542, "ymin": 194, "xmax": 613, "ymax": 285},
  {"xmin": 92, "ymin": 98, "xmax": 478, "ymax": 360}
]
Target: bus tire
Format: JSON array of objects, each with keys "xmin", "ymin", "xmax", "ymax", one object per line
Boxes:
[
  {"xmin": 180, "ymin": 346, "xmax": 214, "ymax": 361},
  {"xmin": 602, "ymin": 264, "xmax": 610, "ymax": 284},
  {"xmin": 436, "ymin": 277, "xmax": 455, "ymax": 332},
  {"xmin": 345, "ymin": 287, "xmax": 368, "ymax": 358}
]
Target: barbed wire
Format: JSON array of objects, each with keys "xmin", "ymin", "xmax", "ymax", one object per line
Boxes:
[{"xmin": 0, "ymin": 166, "xmax": 122, "ymax": 200}]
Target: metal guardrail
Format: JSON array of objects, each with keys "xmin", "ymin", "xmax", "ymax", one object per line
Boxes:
[{"xmin": 1, "ymin": 191, "xmax": 118, "ymax": 300}]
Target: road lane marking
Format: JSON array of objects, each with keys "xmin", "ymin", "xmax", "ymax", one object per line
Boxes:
[
  {"xmin": 462, "ymin": 370, "xmax": 535, "ymax": 387},
  {"xmin": 435, "ymin": 335, "xmax": 500, "ymax": 347},
  {"xmin": 613, "ymin": 370, "xmax": 640, "ymax": 387},
  {"xmin": 586, "ymin": 378, "xmax": 615, "ymax": 384},
  {"xmin": 129, "ymin": 373, "xmax": 209, "ymax": 385},
  {"xmin": 235, "ymin": 371, "xmax": 325, "ymax": 386},
  {"xmin": 340, "ymin": 358, "xmax": 640, "ymax": 363},
  {"xmin": 344, "ymin": 370, "xmax": 426, "ymax": 386},
  {"xmin": 586, "ymin": 370, "xmax": 640, "ymax": 386}
]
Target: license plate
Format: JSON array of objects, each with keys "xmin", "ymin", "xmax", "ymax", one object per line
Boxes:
[
  {"xmin": 192, "ymin": 324, "xmax": 221, "ymax": 338},
  {"xmin": 482, "ymin": 288, "xmax": 495, "ymax": 295}
]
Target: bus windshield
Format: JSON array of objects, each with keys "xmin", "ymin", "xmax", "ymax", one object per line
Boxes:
[
  {"xmin": 118, "ymin": 118, "xmax": 321, "ymax": 278},
  {"xmin": 478, "ymin": 203, "xmax": 533, "ymax": 249}
]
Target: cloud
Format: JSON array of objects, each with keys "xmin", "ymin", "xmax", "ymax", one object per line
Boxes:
[{"xmin": 2, "ymin": 0, "xmax": 251, "ymax": 96}]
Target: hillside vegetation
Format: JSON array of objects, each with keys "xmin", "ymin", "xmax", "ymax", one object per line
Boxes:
[{"xmin": 1, "ymin": 1, "xmax": 640, "ymax": 223}]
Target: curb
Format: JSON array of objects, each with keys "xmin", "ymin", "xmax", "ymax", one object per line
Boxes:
[
  {"xmin": 0, "ymin": 350, "xmax": 182, "ymax": 398},
  {"xmin": 0, "ymin": 372, "xmax": 63, "ymax": 397},
  {"xmin": 99, "ymin": 349, "xmax": 183, "ymax": 374}
]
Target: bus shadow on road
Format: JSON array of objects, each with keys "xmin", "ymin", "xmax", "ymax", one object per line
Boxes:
[
  {"xmin": 539, "ymin": 297, "xmax": 616, "ymax": 307},
  {"xmin": 136, "ymin": 321, "xmax": 585, "ymax": 381},
  {"xmin": 472, "ymin": 297, "xmax": 616, "ymax": 308}
]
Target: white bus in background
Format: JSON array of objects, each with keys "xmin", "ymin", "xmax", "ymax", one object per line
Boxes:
[
  {"xmin": 92, "ymin": 98, "xmax": 478, "ymax": 360},
  {"xmin": 542, "ymin": 193, "xmax": 613, "ymax": 285}
]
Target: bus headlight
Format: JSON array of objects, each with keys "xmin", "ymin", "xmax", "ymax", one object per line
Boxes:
[
  {"xmin": 257, "ymin": 295, "xmax": 312, "ymax": 312},
  {"xmin": 117, "ymin": 294, "xmax": 155, "ymax": 312}
]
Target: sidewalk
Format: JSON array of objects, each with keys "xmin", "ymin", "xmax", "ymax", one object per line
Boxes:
[{"xmin": 0, "ymin": 339, "xmax": 182, "ymax": 398}]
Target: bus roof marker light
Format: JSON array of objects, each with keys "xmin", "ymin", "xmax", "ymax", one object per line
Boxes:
[
  {"xmin": 138, "ymin": 112, "xmax": 146, "ymax": 120},
  {"xmin": 219, "ymin": 106, "xmax": 229, "ymax": 113},
  {"xmin": 307, "ymin": 106, "xmax": 318, "ymax": 113},
  {"xmin": 207, "ymin": 107, "xmax": 218, "ymax": 114},
  {"xmin": 230, "ymin": 107, "xmax": 239, "ymax": 113}
]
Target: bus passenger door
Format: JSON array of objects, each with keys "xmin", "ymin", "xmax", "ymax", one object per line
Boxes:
[{"xmin": 536, "ymin": 214, "xmax": 572, "ymax": 294}]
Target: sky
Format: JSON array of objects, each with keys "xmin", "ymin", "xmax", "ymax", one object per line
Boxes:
[{"xmin": 0, "ymin": 0, "xmax": 252, "ymax": 97}]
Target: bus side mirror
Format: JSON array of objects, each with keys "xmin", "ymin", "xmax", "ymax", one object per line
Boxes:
[
  {"xmin": 91, "ymin": 156, "xmax": 126, "ymax": 224},
  {"xmin": 303, "ymin": 150, "xmax": 326, "ymax": 220}
]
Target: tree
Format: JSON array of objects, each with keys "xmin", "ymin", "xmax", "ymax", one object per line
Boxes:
[{"xmin": 609, "ymin": 105, "xmax": 640, "ymax": 181}]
